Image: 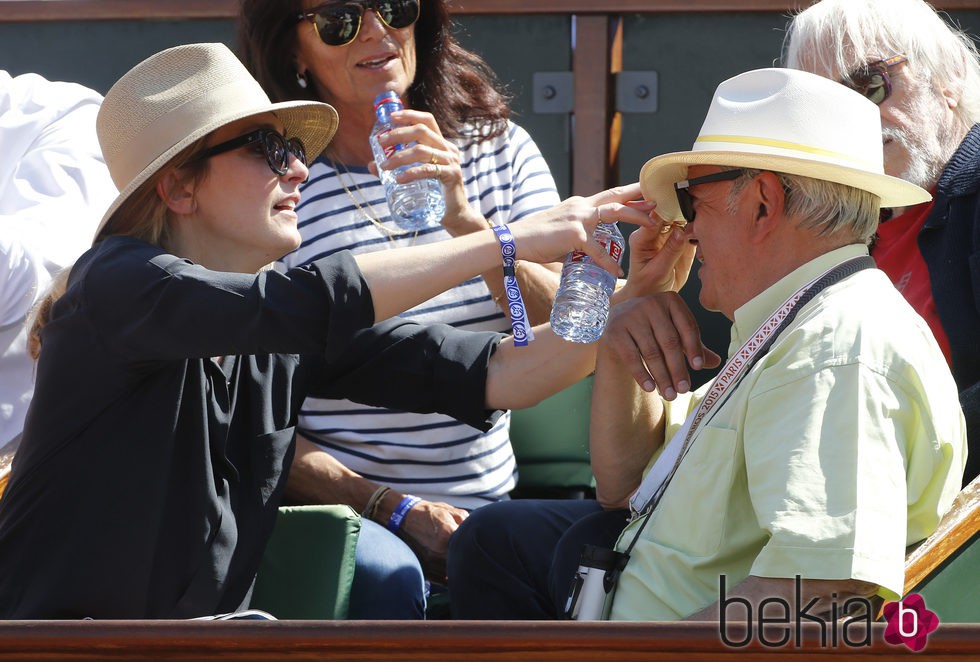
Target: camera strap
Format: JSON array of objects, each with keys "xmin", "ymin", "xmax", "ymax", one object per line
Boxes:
[{"xmin": 614, "ymin": 254, "xmax": 875, "ymax": 573}]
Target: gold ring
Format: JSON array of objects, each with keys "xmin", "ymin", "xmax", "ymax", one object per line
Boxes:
[
  {"xmin": 430, "ymin": 153, "xmax": 439, "ymax": 165},
  {"xmin": 660, "ymin": 223, "xmax": 673, "ymax": 234}
]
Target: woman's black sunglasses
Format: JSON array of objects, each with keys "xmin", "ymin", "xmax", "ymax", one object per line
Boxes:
[
  {"xmin": 297, "ymin": 0, "xmax": 421, "ymax": 47},
  {"xmin": 842, "ymin": 54, "xmax": 907, "ymax": 105},
  {"xmin": 192, "ymin": 129, "xmax": 307, "ymax": 176},
  {"xmin": 673, "ymin": 169, "xmax": 744, "ymax": 223}
]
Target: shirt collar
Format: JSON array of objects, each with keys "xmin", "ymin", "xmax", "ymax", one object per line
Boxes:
[{"xmin": 729, "ymin": 244, "xmax": 870, "ymax": 352}]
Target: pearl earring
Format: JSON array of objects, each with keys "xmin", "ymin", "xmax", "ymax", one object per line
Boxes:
[{"xmin": 296, "ymin": 72, "xmax": 308, "ymax": 89}]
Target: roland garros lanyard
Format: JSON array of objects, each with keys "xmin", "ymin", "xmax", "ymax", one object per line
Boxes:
[{"xmin": 627, "ymin": 254, "xmax": 875, "ymax": 524}]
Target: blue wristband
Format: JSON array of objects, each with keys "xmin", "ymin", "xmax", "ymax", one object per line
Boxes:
[
  {"xmin": 490, "ymin": 224, "xmax": 534, "ymax": 346},
  {"xmin": 387, "ymin": 495, "xmax": 421, "ymax": 533}
]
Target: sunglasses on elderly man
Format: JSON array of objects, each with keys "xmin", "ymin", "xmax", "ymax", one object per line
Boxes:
[
  {"xmin": 297, "ymin": 0, "xmax": 421, "ymax": 47},
  {"xmin": 842, "ymin": 54, "xmax": 908, "ymax": 105},
  {"xmin": 673, "ymin": 169, "xmax": 744, "ymax": 223},
  {"xmin": 192, "ymin": 129, "xmax": 308, "ymax": 176}
]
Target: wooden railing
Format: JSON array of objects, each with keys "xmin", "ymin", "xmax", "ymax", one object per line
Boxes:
[
  {"xmin": 5, "ymin": 0, "xmax": 980, "ymax": 20},
  {"xmin": 1, "ymin": 620, "xmax": 978, "ymax": 660},
  {"xmin": 0, "ymin": 1, "xmax": 819, "ymax": 21},
  {"xmin": 904, "ymin": 474, "xmax": 980, "ymax": 593}
]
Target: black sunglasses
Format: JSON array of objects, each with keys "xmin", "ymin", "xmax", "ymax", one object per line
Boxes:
[
  {"xmin": 842, "ymin": 54, "xmax": 908, "ymax": 105},
  {"xmin": 673, "ymin": 169, "xmax": 744, "ymax": 223},
  {"xmin": 192, "ymin": 129, "xmax": 307, "ymax": 176},
  {"xmin": 297, "ymin": 0, "xmax": 421, "ymax": 47}
]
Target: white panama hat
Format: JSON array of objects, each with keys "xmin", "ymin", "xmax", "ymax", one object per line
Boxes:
[
  {"xmin": 94, "ymin": 42, "xmax": 339, "ymax": 240},
  {"xmin": 639, "ymin": 68, "xmax": 931, "ymax": 222}
]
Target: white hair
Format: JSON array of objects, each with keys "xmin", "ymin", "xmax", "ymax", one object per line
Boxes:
[
  {"xmin": 781, "ymin": 0, "xmax": 980, "ymax": 130},
  {"xmin": 728, "ymin": 169, "xmax": 881, "ymax": 244}
]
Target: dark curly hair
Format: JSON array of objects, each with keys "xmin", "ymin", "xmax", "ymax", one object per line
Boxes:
[{"xmin": 238, "ymin": 0, "xmax": 510, "ymax": 141}]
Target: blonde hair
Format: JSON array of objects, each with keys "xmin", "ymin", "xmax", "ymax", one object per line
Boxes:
[{"xmin": 27, "ymin": 139, "xmax": 210, "ymax": 359}]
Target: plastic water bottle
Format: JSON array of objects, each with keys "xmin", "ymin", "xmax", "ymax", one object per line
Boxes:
[
  {"xmin": 550, "ymin": 222, "xmax": 625, "ymax": 343},
  {"xmin": 369, "ymin": 91, "xmax": 445, "ymax": 231}
]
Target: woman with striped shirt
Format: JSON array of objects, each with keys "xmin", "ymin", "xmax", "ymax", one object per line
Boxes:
[{"xmin": 239, "ymin": 0, "xmax": 569, "ymax": 617}]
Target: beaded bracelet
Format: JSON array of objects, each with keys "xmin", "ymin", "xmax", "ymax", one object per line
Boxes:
[
  {"xmin": 490, "ymin": 224, "xmax": 534, "ymax": 346},
  {"xmin": 387, "ymin": 495, "xmax": 421, "ymax": 533},
  {"xmin": 362, "ymin": 485, "xmax": 391, "ymax": 522}
]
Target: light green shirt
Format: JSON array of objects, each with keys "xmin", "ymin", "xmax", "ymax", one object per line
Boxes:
[{"xmin": 609, "ymin": 245, "xmax": 967, "ymax": 621}]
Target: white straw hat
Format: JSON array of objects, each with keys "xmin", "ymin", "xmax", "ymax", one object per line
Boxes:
[
  {"xmin": 94, "ymin": 42, "xmax": 339, "ymax": 239},
  {"xmin": 639, "ymin": 68, "xmax": 931, "ymax": 222}
]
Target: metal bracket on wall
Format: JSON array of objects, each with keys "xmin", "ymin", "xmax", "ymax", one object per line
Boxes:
[
  {"xmin": 615, "ymin": 71, "xmax": 658, "ymax": 113},
  {"xmin": 532, "ymin": 71, "xmax": 574, "ymax": 114},
  {"xmin": 532, "ymin": 70, "xmax": 658, "ymax": 114}
]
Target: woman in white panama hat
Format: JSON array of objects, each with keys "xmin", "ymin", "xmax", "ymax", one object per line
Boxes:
[{"xmin": 0, "ymin": 42, "xmax": 652, "ymax": 619}]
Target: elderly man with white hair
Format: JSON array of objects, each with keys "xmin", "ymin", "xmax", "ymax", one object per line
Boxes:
[
  {"xmin": 783, "ymin": 0, "xmax": 980, "ymax": 487},
  {"xmin": 448, "ymin": 67, "xmax": 967, "ymax": 623}
]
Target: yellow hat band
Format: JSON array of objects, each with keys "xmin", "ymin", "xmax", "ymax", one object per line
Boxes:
[{"xmin": 695, "ymin": 134, "xmax": 880, "ymax": 171}]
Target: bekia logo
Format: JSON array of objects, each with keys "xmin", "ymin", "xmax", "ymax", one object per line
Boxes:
[
  {"xmin": 718, "ymin": 575, "xmax": 874, "ymax": 648},
  {"xmin": 718, "ymin": 576, "xmax": 941, "ymax": 651},
  {"xmin": 882, "ymin": 594, "xmax": 940, "ymax": 652}
]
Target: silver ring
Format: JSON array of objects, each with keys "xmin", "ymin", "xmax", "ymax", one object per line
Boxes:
[
  {"xmin": 596, "ymin": 207, "xmax": 603, "ymax": 224},
  {"xmin": 433, "ymin": 163, "xmax": 441, "ymax": 177}
]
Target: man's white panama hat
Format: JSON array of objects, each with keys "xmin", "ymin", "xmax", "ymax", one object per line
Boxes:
[
  {"xmin": 94, "ymin": 42, "xmax": 340, "ymax": 240},
  {"xmin": 639, "ymin": 68, "xmax": 931, "ymax": 222}
]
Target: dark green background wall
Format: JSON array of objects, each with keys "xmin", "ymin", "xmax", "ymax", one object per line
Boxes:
[{"xmin": 7, "ymin": 10, "xmax": 980, "ymax": 194}]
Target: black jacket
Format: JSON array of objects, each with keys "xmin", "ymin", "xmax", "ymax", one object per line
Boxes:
[
  {"xmin": 918, "ymin": 124, "xmax": 980, "ymax": 485},
  {"xmin": 0, "ymin": 237, "xmax": 500, "ymax": 618}
]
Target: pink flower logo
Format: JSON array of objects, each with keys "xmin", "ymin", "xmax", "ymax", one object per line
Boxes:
[{"xmin": 882, "ymin": 594, "xmax": 940, "ymax": 651}]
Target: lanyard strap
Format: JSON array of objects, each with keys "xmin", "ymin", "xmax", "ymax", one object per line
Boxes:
[
  {"xmin": 491, "ymin": 224, "xmax": 534, "ymax": 346},
  {"xmin": 627, "ymin": 255, "xmax": 874, "ymax": 522}
]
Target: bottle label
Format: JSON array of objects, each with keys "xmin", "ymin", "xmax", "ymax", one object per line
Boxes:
[
  {"xmin": 607, "ymin": 240, "xmax": 623, "ymax": 262},
  {"xmin": 567, "ymin": 234, "xmax": 623, "ymax": 263},
  {"xmin": 376, "ymin": 128, "xmax": 399, "ymax": 159}
]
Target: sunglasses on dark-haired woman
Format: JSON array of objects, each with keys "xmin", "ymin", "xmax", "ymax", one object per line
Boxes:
[{"xmin": 297, "ymin": 0, "xmax": 421, "ymax": 47}]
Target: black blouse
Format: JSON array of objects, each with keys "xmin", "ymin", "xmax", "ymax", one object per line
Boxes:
[{"xmin": 0, "ymin": 236, "xmax": 501, "ymax": 619}]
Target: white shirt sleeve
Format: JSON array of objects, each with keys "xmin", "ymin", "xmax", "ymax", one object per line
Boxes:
[{"xmin": 0, "ymin": 71, "xmax": 118, "ymax": 274}]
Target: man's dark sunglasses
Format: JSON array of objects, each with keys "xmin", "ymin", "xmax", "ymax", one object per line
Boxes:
[
  {"xmin": 673, "ymin": 169, "xmax": 744, "ymax": 223},
  {"xmin": 297, "ymin": 0, "xmax": 421, "ymax": 47},
  {"xmin": 842, "ymin": 54, "xmax": 908, "ymax": 105},
  {"xmin": 192, "ymin": 129, "xmax": 307, "ymax": 176}
]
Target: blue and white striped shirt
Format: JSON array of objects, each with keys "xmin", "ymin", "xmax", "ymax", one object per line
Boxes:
[{"xmin": 279, "ymin": 122, "xmax": 560, "ymax": 509}]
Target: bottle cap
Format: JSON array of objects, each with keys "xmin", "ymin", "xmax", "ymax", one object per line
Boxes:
[{"xmin": 373, "ymin": 90, "xmax": 402, "ymax": 111}]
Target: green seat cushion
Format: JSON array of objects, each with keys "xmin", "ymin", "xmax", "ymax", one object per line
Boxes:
[
  {"xmin": 915, "ymin": 531, "xmax": 980, "ymax": 623},
  {"xmin": 510, "ymin": 376, "xmax": 595, "ymax": 491},
  {"xmin": 250, "ymin": 504, "xmax": 361, "ymax": 619}
]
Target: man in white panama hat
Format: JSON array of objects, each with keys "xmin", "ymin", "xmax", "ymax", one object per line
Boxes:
[{"xmin": 449, "ymin": 67, "xmax": 966, "ymax": 624}]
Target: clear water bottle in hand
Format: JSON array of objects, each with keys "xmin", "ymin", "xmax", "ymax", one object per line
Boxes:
[
  {"xmin": 550, "ymin": 222, "xmax": 625, "ymax": 343},
  {"xmin": 369, "ymin": 91, "xmax": 446, "ymax": 231}
]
